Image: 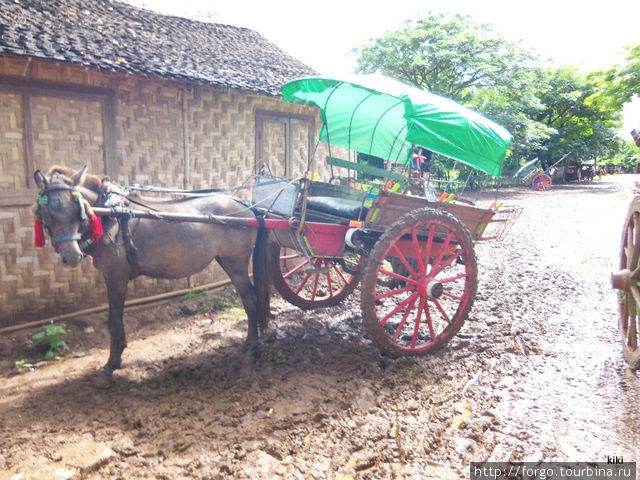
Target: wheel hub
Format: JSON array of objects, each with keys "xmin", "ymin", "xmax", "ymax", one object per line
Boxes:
[
  {"xmin": 419, "ymin": 279, "xmax": 443, "ymax": 298},
  {"xmin": 612, "ymin": 269, "xmax": 633, "ymax": 291}
]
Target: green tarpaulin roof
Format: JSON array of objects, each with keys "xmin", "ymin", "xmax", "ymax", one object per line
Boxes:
[{"xmin": 281, "ymin": 74, "xmax": 512, "ymax": 177}]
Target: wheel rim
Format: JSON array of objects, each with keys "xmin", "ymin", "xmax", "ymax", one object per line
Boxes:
[
  {"xmin": 614, "ymin": 197, "xmax": 640, "ymax": 367},
  {"xmin": 272, "ymin": 246, "xmax": 359, "ymax": 309},
  {"xmin": 362, "ymin": 211, "xmax": 477, "ymax": 355}
]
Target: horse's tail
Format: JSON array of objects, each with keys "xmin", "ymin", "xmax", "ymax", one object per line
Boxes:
[{"xmin": 252, "ymin": 217, "xmax": 270, "ymax": 336}]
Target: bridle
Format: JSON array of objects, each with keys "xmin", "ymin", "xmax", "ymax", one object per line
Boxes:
[{"xmin": 35, "ymin": 179, "xmax": 103, "ymax": 251}]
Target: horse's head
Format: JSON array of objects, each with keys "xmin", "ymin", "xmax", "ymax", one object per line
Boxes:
[{"xmin": 33, "ymin": 165, "xmax": 101, "ymax": 267}]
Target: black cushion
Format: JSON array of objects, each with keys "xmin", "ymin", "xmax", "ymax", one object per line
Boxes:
[{"xmin": 306, "ymin": 196, "xmax": 368, "ymax": 220}]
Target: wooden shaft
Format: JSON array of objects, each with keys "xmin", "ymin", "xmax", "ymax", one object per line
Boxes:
[{"xmin": 92, "ymin": 206, "xmax": 254, "ymax": 227}]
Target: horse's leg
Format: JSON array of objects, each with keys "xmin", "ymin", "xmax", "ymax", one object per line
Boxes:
[
  {"xmin": 216, "ymin": 255, "xmax": 259, "ymax": 361},
  {"xmin": 92, "ymin": 273, "xmax": 128, "ymax": 389}
]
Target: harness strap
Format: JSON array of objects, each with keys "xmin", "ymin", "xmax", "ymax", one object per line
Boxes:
[{"xmin": 53, "ymin": 232, "xmax": 83, "ymax": 243}]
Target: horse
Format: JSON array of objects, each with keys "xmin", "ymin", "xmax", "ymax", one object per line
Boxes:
[
  {"xmin": 33, "ymin": 165, "xmax": 269, "ymax": 388},
  {"xmin": 582, "ymin": 166, "xmax": 594, "ymax": 183}
]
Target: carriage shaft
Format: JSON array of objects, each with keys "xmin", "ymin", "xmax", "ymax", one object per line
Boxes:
[{"xmin": 92, "ymin": 206, "xmax": 293, "ymax": 231}]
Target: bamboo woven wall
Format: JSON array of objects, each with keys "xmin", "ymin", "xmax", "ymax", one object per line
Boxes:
[{"xmin": 0, "ymin": 56, "xmax": 328, "ymax": 327}]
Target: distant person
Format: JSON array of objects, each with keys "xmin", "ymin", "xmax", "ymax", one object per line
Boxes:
[{"xmin": 413, "ymin": 147, "xmax": 432, "ymax": 173}]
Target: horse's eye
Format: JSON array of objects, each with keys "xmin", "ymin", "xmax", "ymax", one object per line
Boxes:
[{"xmin": 49, "ymin": 196, "xmax": 62, "ymax": 210}]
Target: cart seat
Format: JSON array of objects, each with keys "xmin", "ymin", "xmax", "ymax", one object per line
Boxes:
[{"xmin": 306, "ymin": 196, "xmax": 368, "ymax": 220}]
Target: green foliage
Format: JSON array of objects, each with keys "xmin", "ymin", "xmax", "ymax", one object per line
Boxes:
[
  {"xmin": 14, "ymin": 359, "xmax": 34, "ymax": 371},
  {"xmin": 31, "ymin": 323, "xmax": 69, "ymax": 359},
  {"xmin": 353, "ymin": 13, "xmax": 628, "ymax": 176},
  {"xmin": 184, "ymin": 290, "xmax": 198, "ymax": 301},
  {"xmin": 522, "ymin": 67, "xmax": 624, "ymax": 167},
  {"xmin": 354, "ymin": 14, "xmax": 534, "ymax": 102},
  {"xmin": 182, "ymin": 287, "xmax": 240, "ymax": 315},
  {"xmin": 260, "ymin": 347, "xmax": 286, "ymax": 365},
  {"xmin": 609, "ymin": 140, "xmax": 639, "ymax": 169},
  {"xmin": 600, "ymin": 45, "xmax": 640, "ymax": 109}
]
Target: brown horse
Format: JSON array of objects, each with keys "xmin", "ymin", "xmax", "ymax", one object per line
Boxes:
[{"xmin": 33, "ymin": 165, "xmax": 269, "ymax": 388}]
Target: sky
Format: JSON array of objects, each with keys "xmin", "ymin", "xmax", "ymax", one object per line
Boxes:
[{"xmin": 126, "ymin": 0, "xmax": 640, "ymax": 135}]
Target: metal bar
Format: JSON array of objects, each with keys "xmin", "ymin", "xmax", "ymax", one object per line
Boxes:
[
  {"xmin": 326, "ymin": 156, "xmax": 406, "ymax": 183},
  {"xmin": 181, "ymin": 84, "xmax": 190, "ymax": 188}
]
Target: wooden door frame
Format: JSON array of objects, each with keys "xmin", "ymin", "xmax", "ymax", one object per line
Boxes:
[
  {"xmin": 255, "ymin": 109, "xmax": 315, "ymax": 175},
  {"xmin": 0, "ymin": 75, "xmax": 117, "ymax": 205}
]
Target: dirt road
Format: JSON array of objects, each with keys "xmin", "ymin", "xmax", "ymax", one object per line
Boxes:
[{"xmin": 0, "ymin": 174, "xmax": 637, "ymax": 479}]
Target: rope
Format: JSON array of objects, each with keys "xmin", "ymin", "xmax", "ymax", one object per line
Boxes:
[
  {"xmin": 127, "ymin": 183, "xmax": 253, "ymax": 196},
  {"xmin": 106, "ymin": 175, "xmax": 305, "ymax": 221}
]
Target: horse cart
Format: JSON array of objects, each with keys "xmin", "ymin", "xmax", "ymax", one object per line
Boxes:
[
  {"xmin": 564, "ymin": 160, "xmax": 581, "ymax": 183},
  {"xmin": 33, "ymin": 75, "xmax": 517, "ymax": 381},
  {"xmin": 514, "ymin": 154, "xmax": 568, "ymax": 191},
  {"xmin": 251, "ymin": 75, "xmax": 518, "ymax": 356}
]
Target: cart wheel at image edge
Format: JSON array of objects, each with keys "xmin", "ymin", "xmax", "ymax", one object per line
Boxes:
[
  {"xmin": 360, "ymin": 207, "xmax": 478, "ymax": 356},
  {"xmin": 270, "ymin": 244, "xmax": 360, "ymax": 310},
  {"xmin": 612, "ymin": 196, "xmax": 640, "ymax": 369}
]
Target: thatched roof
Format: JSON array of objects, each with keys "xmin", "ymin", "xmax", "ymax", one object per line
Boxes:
[{"xmin": 0, "ymin": 0, "xmax": 317, "ymax": 95}]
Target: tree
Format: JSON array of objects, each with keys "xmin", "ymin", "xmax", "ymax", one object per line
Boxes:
[
  {"xmin": 354, "ymin": 14, "xmax": 533, "ymax": 103},
  {"xmin": 610, "ymin": 140, "xmax": 639, "ymax": 171},
  {"xmin": 528, "ymin": 67, "xmax": 623, "ymax": 166},
  {"xmin": 601, "ymin": 45, "xmax": 640, "ymax": 109},
  {"xmin": 354, "ymin": 14, "xmax": 626, "ymax": 174},
  {"xmin": 353, "ymin": 13, "xmax": 551, "ymax": 172}
]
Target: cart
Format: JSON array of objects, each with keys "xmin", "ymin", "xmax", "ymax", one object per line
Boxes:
[
  {"xmin": 252, "ymin": 74, "xmax": 519, "ymax": 356},
  {"xmin": 514, "ymin": 155, "xmax": 568, "ymax": 191},
  {"xmin": 92, "ymin": 74, "xmax": 518, "ymax": 357},
  {"xmin": 514, "ymin": 158, "xmax": 551, "ymax": 191},
  {"xmin": 564, "ymin": 160, "xmax": 581, "ymax": 183}
]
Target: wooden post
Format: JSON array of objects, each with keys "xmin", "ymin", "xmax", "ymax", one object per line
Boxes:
[{"xmin": 182, "ymin": 83, "xmax": 190, "ymax": 189}]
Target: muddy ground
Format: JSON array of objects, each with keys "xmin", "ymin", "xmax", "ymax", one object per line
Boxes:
[{"xmin": 1, "ymin": 174, "xmax": 638, "ymax": 479}]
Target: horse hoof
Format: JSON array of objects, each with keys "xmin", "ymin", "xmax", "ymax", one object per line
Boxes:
[{"xmin": 90, "ymin": 372, "xmax": 114, "ymax": 390}]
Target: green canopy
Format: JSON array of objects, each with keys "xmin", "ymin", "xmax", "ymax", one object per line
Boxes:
[
  {"xmin": 514, "ymin": 157, "xmax": 539, "ymax": 179},
  {"xmin": 281, "ymin": 74, "xmax": 512, "ymax": 177}
]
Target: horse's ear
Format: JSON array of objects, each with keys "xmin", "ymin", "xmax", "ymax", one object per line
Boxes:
[
  {"xmin": 34, "ymin": 170, "xmax": 48, "ymax": 190},
  {"xmin": 70, "ymin": 165, "xmax": 88, "ymax": 186}
]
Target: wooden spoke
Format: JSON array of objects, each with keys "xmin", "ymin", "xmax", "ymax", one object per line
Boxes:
[
  {"xmin": 271, "ymin": 244, "xmax": 360, "ymax": 310},
  {"xmin": 617, "ymin": 197, "xmax": 640, "ymax": 369}
]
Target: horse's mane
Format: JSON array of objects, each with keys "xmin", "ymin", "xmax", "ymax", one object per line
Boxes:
[{"xmin": 45, "ymin": 165, "xmax": 102, "ymax": 193}]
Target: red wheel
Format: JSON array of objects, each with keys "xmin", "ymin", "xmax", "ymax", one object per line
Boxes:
[
  {"xmin": 532, "ymin": 173, "xmax": 552, "ymax": 191},
  {"xmin": 270, "ymin": 244, "xmax": 360, "ymax": 310},
  {"xmin": 612, "ymin": 196, "xmax": 640, "ymax": 369},
  {"xmin": 360, "ymin": 207, "xmax": 477, "ymax": 356}
]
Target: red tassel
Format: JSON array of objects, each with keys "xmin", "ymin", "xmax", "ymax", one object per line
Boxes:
[
  {"xmin": 34, "ymin": 219, "xmax": 45, "ymax": 247},
  {"xmin": 89, "ymin": 214, "xmax": 103, "ymax": 243}
]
